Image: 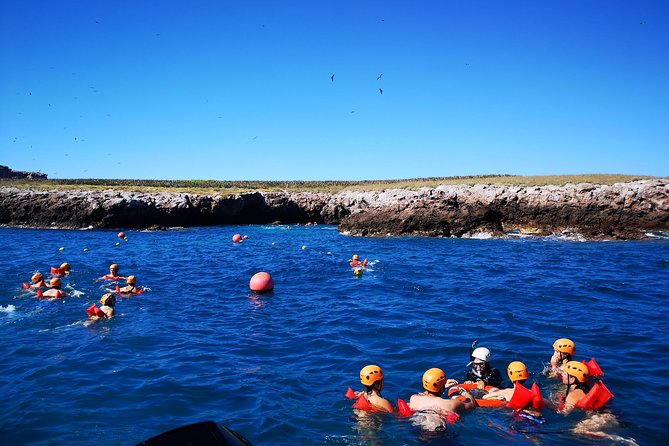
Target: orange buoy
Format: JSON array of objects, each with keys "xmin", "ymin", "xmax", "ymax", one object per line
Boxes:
[
  {"xmin": 250, "ymin": 272, "xmax": 274, "ymax": 292},
  {"xmin": 232, "ymin": 234, "xmax": 242, "ymax": 243},
  {"xmin": 118, "ymin": 232, "xmax": 126, "ymax": 239}
]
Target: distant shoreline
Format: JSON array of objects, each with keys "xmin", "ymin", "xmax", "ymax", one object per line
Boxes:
[
  {"xmin": 0, "ymin": 173, "xmax": 658, "ymax": 194},
  {"xmin": 1, "ymin": 177, "xmax": 667, "ymax": 240}
]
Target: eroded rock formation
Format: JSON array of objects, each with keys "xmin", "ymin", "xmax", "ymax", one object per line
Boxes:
[{"xmin": 0, "ymin": 179, "xmax": 667, "ymax": 240}]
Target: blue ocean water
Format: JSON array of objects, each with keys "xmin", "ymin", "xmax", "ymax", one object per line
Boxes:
[{"xmin": 1, "ymin": 225, "xmax": 668, "ymax": 446}]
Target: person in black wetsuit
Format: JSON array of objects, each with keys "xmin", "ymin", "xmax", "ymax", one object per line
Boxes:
[{"xmin": 464, "ymin": 347, "xmax": 503, "ymax": 389}]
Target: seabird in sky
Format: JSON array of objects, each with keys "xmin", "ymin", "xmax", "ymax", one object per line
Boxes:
[
  {"xmin": 330, "ymin": 74, "xmax": 335, "ymax": 82},
  {"xmin": 377, "ymin": 73, "xmax": 383, "ymax": 80},
  {"xmin": 379, "ymin": 88, "xmax": 383, "ymax": 94}
]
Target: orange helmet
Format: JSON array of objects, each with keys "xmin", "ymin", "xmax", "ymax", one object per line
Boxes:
[
  {"xmin": 507, "ymin": 361, "xmax": 529, "ymax": 382},
  {"xmin": 360, "ymin": 365, "xmax": 384, "ymax": 386},
  {"xmin": 31, "ymin": 273, "xmax": 44, "ymax": 283},
  {"xmin": 423, "ymin": 368, "xmax": 447, "ymax": 393},
  {"xmin": 564, "ymin": 361, "xmax": 589, "ymax": 383},
  {"xmin": 126, "ymin": 275, "xmax": 136, "ymax": 284},
  {"xmin": 100, "ymin": 293, "xmax": 116, "ymax": 307},
  {"xmin": 60, "ymin": 262, "xmax": 71, "ymax": 271},
  {"xmin": 50, "ymin": 277, "xmax": 62, "ymax": 287},
  {"xmin": 553, "ymin": 338, "xmax": 575, "ymax": 356}
]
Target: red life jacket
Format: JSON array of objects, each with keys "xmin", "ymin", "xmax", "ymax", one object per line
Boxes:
[
  {"xmin": 86, "ymin": 304, "xmax": 105, "ymax": 318},
  {"xmin": 507, "ymin": 382, "xmax": 544, "ymax": 411},
  {"xmin": 575, "ymin": 381, "xmax": 613, "ymax": 411}
]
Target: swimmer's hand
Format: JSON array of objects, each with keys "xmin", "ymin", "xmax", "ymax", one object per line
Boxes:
[{"xmin": 445, "ymin": 378, "xmax": 459, "ymax": 388}]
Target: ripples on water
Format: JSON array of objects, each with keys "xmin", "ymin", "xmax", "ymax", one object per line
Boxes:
[{"xmin": 1, "ymin": 226, "xmax": 668, "ymax": 445}]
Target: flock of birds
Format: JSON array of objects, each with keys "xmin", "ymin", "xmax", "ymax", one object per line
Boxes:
[{"xmin": 330, "ymin": 72, "xmax": 384, "ymax": 95}]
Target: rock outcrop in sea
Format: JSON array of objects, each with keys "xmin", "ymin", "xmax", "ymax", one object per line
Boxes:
[{"xmin": 1, "ymin": 179, "xmax": 667, "ymax": 240}]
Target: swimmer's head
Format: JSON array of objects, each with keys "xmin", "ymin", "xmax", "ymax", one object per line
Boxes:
[
  {"xmin": 471, "ymin": 347, "xmax": 491, "ymax": 364},
  {"xmin": 360, "ymin": 364, "xmax": 384, "ymax": 387},
  {"xmin": 422, "ymin": 368, "xmax": 447, "ymax": 394},
  {"xmin": 564, "ymin": 361, "xmax": 589, "ymax": 383},
  {"xmin": 50, "ymin": 277, "xmax": 62, "ymax": 288},
  {"xmin": 126, "ymin": 275, "xmax": 136, "ymax": 285},
  {"xmin": 60, "ymin": 262, "xmax": 70, "ymax": 271},
  {"xmin": 31, "ymin": 273, "xmax": 44, "ymax": 283},
  {"xmin": 553, "ymin": 338, "xmax": 575, "ymax": 356},
  {"xmin": 109, "ymin": 264, "xmax": 119, "ymax": 272},
  {"xmin": 507, "ymin": 361, "xmax": 529, "ymax": 383},
  {"xmin": 352, "ymin": 254, "xmax": 359, "ymax": 260},
  {"xmin": 100, "ymin": 293, "xmax": 116, "ymax": 307}
]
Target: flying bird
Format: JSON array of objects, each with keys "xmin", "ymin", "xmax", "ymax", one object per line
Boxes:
[
  {"xmin": 330, "ymin": 74, "xmax": 335, "ymax": 82},
  {"xmin": 377, "ymin": 73, "xmax": 383, "ymax": 80},
  {"xmin": 379, "ymin": 88, "xmax": 383, "ymax": 94}
]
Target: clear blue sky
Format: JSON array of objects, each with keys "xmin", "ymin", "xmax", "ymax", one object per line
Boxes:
[{"xmin": 1, "ymin": 1, "xmax": 667, "ymax": 180}]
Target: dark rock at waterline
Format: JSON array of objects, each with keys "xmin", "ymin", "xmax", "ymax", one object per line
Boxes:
[{"xmin": 0, "ymin": 180, "xmax": 667, "ymax": 240}]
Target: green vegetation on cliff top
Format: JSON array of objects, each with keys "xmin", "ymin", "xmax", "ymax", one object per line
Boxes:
[{"xmin": 0, "ymin": 174, "xmax": 656, "ymax": 194}]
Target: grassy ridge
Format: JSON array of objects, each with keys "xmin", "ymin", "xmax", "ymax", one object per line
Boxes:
[{"xmin": 0, "ymin": 174, "xmax": 656, "ymax": 194}]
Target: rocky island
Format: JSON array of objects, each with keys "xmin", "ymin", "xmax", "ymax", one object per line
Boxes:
[{"xmin": 1, "ymin": 178, "xmax": 667, "ymax": 240}]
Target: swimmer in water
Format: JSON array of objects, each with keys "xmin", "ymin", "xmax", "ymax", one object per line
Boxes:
[
  {"xmin": 350, "ymin": 365, "xmax": 394, "ymax": 413},
  {"xmin": 41, "ymin": 277, "xmax": 68, "ymax": 298},
  {"xmin": 27, "ymin": 272, "xmax": 47, "ymax": 289},
  {"xmin": 350, "ymin": 255, "xmax": 369, "ymax": 268},
  {"xmin": 560, "ymin": 361, "xmax": 591, "ymax": 414},
  {"xmin": 483, "ymin": 361, "xmax": 543, "ymax": 417},
  {"xmin": 119, "ymin": 275, "xmax": 140, "ymax": 294},
  {"xmin": 51, "ymin": 262, "xmax": 71, "ymax": 276},
  {"xmin": 98, "ymin": 293, "xmax": 116, "ymax": 319},
  {"xmin": 549, "ymin": 338, "xmax": 575, "ymax": 378},
  {"xmin": 409, "ymin": 368, "xmax": 475, "ymax": 415},
  {"xmin": 90, "ymin": 293, "xmax": 116, "ymax": 319},
  {"xmin": 464, "ymin": 346, "xmax": 503, "ymax": 389},
  {"xmin": 98, "ymin": 263, "xmax": 125, "ymax": 281}
]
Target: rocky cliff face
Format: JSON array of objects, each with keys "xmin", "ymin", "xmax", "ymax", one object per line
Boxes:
[
  {"xmin": 0, "ymin": 165, "xmax": 47, "ymax": 179},
  {"xmin": 1, "ymin": 179, "xmax": 667, "ymax": 240},
  {"xmin": 333, "ymin": 180, "xmax": 669, "ymax": 239}
]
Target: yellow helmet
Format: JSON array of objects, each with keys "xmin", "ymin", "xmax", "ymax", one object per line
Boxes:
[
  {"xmin": 422, "ymin": 368, "xmax": 447, "ymax": 393},
  {"xmin": 127, "ymin": 275, "xmax": 136, "ymax": 284},
  {"xmin": 101, "ymin": 293, "xmax": 116, "ymax": 307},
  {"xmin": 110, "ymin": 264, "xmax": 119, "ymax": 270},
  {"xmin": 60, "ymin": 262, "xmax": 71, "ymax": 271},
  {"xmin": 50, "ymin": 277, "xmax": 62, "ymax": 287},
  {"xmin": 31, "ymin": 273, "xmax": 44, "ymax": 283},
  {"xmin": 553, "ymin": 338, "xmax": 575, "ymax": 356},
  {"xmin": 507, "ymin": 361, "xmax": 529, "ymax": 382},
  {"xmin": 564, "ymin": 361, "xmax": 589, "ymax": 383},
  {"xmin": 360, "ymin": 365, "xmax": 384, "ymax": 386}
]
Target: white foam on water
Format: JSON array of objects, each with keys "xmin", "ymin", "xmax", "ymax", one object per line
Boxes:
[{"xmin": 0, "ymin": 304, "xmax": 16, "ymax": 313}]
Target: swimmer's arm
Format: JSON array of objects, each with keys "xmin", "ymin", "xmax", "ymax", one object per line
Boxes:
[{"xmin": 378, "ymin": 398, "xmax": 394, "ymax": 413}]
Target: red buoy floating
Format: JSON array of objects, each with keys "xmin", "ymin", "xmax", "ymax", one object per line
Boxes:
[
  {"xmin": 232, "ymin": 234, "xmax": 242, "ymax": 243},
  {"xmin": 118, "ymin": 232, "xmax": 126, "ymax": 239},
  {"xmin": 250, "ymin": 272, "xmax": 274, "ymax": 292}
]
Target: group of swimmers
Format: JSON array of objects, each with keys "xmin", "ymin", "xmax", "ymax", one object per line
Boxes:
[
  {"xmin": 23, "ymin": 262, "xmax": 143, "ymax": 320},
  {"xmin": 348, "ymin": 338, "xmax": 613, "ymax": 426}
]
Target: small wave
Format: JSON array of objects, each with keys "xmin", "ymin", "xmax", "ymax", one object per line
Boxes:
[
  {"xmin": 462, "ymin": 231, "xmax": 495, "ymax": 239},
  {"xmin": 645, "ymin": 231, "xmax": 669, "ymax": 239},
  {"xmin": 1, "ymin": 304, "xmax": 16, "ymax": 313}
]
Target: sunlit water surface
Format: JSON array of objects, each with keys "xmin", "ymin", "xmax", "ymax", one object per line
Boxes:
[{"xmin": 1, "ymin": 226, "xmax": 668, "ymax": 445}]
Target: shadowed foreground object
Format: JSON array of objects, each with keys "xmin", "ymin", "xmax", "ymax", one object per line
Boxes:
[{"xmin": 136, "ymin": 421, "xmax": 253, "ymax": 446}]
